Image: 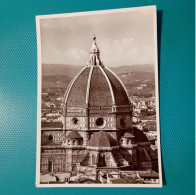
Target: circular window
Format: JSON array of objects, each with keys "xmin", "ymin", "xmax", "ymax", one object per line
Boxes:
[
  {"xmin": 48, "ymin": 134, "xmax": 54, "ymax": 142},
  {"xmin": 72, "ymin": 118, "xmax": 78, "ymax": 125},
  {"xmin": 95, "ymin": 118, "xmax": 106, "ymax": 128},
  {"xmin": 96, "ymin": 118, "xmax": 104, "ymax": 126}
]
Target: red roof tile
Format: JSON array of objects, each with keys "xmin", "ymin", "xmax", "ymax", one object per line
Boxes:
[
  {"xmin": 88, "ymin": 131, "xmax": 117, "ymax": 147},
  {"xmin": 66, "ymin": 130, "xmax": 82, "ymax": 139}
]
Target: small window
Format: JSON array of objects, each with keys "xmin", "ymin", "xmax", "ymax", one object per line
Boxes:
[
  {"xmin": 96, "ymin": 118, "xmax": 104, "ymax": 126},
  {"xmin": 48, "ymin": 135, "xmax": 54, "ymax": 142},
  {"xmin": 72, "ymin": 118, "xmax": 78, "ymax": 125}
]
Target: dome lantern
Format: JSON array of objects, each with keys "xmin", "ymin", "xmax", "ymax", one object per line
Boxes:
[
  {"xmin": 62, "ymin": 36, "xmax": 132, "ymax": 131},
  {"xmin": 87, "ymin": 34, "xmax": 102, "ymax": 66}
]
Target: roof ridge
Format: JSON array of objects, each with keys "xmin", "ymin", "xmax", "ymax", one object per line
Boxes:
[
  {"xmin": 98, "ymin": 66, "xmax": 115, "ymax": 105},
  {"xmin": 85, "ymin": 66, "xmax": 94, "ymax": 106},
  {"xmin": 98, "ymin": 131, "xmax": 110, "ymax": 147},
  {"xmin": 104, "ymin": 67, "xmax": 130, "ymax": 100},
  {"xmin": 66, "ymin": 130, "xmax": 82, "ymax": 139}
]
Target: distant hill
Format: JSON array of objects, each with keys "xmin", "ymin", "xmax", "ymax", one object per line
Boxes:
[
  {"xmin": 42, "ymin": 64, "xmax": 155, "ymax": 98},
  {"xmin": 42, "ymin": 64, "xmax": 154, "ymax": 77},
  {"xmin": 110, "ymin": 64, "xmax": 154, "ymax": 75},
  {"xmin": 42, "ymin": 75, "xmax": 72, "ymax": 83},
  {"xmin": 42, "ymin": 64, "xmax": 83, "ymax": 77}
]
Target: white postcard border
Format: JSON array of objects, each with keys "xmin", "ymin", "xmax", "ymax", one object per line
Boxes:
[{"xmin": 36, "ymin": 5, "xmax": 162, "ymax": 188}]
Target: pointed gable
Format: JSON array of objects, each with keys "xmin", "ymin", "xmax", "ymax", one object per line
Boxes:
[
  {"xmin": 66, "ymin": 130, "xmax": 82, "ymax": 139},
  {"xmin": 88, "ymin": 131, "xmax": 117, "ymax": 147}
]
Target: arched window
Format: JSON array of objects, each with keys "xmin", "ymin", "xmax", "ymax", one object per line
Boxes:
[
  {"xmin": 78, "ymin": 139, "xmax": 83, "ymax": 145},
  {"xmin": 72, "ymin": 139, "xmax": 75, "ymax": 145},
  {"xmin": 48, "ymin": 161, "xmax": 53, "ymax": 172},
  {"xmin": 126, "ymin": 139, "xmax": 129, "ymax": 145},
  {"xmin": 102, "ymin": 154, "xmax": 106, "ymax": 167},
  {"xmin": 92, "ymin": 154, "xmax": 96, "ymax": 165}
]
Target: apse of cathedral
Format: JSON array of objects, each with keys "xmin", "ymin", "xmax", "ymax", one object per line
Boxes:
[{"xmin": 41, "ymin": 36, "xmax": 157, "ymax": 176}]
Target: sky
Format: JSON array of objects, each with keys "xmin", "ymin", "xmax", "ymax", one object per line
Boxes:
[{"xmin": 40, "ymin": 8, "xmax": 155, "ymax": 67}]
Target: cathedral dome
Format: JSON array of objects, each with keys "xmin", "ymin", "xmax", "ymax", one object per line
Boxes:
[{"xmin": 63, "ymin": 36, "xmax": 130, "ymax": 110}]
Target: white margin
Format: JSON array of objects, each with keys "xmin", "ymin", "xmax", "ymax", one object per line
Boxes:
[{"xmin": 36, "ymin": 5, "xmax": 162, "ymax": 188}]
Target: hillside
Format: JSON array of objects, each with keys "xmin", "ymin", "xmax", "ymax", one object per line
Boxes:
[
  {"xmin": 42, "ymin": 64, "xmax": 83, "ymax": 77},
  {"xmin": 42, "ymin": 64, "xmax": 154, "ymax": 77},
  {"xmin": 42, "ymin": 64, "xmax": 155, "ymax": 98},
  {"xmin": 110, "ymin": 64, "xmax": 154, "ymax": 75}
]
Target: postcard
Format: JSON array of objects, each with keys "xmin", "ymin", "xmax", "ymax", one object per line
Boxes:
[{"xmin": 36, "ymin": 5, "xmax": 162, "ymax": 187}]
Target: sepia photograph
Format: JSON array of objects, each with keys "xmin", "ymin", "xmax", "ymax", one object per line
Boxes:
[{"xmin": 36, "ymin": 5, "xmax": 162, "ymax": 187}]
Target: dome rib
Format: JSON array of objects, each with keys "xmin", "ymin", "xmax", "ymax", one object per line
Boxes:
[
  {"xmin": 98, "ymin": 66, "xmax": 115, "ymax": 105},
  {"xmin": 88, "ymin": 66, "xmax": 113, "ymax": 107},
  {"xmin": 104, "ymin": 67, "xmax": 130, "ymax": 105},
  {"xmin": 64, "ymin": 66, "xmax": 87, "ymax": 107},
  {"xmin": 105, "ymin": 67, "xmax": 130, "ymax": 99},
  {"xmin": 85, "ymin": 66, "xmax": 94, "ymax": 105}
]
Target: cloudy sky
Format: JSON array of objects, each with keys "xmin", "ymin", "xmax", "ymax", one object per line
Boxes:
[{"xmin": 40, "ymin": 8, "xmax": 155, "ymax": 67}]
